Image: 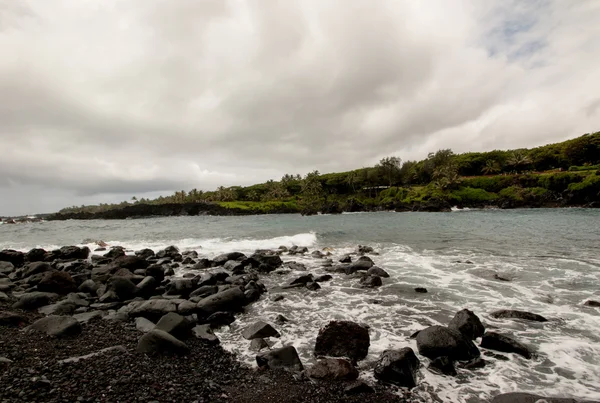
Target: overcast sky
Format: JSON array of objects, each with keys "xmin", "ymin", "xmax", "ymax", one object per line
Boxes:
[{"xmin": 1, "ymin": 0, "xmax": 599, "ymax": 216}]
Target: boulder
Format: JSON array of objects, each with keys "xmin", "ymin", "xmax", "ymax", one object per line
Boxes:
[
  {"xmin": 109, "ymin": 255, "xmax": 149, "ymax": 271},
  {"xmin": 135, "ymin": 276, "xmax": 158, "ymax": 297},
  {"xmin": 193, "ymin": 259, "xmax": 212, "ymax": 270},
  {"xmin": 190, "ymin": 285, "xmax": 218, "ymax": 299},
  {"xmin": 480, "ymin": 332, "xmax": 532, "ymax": 359},
  {"xmin": 314, "ymin": 321, "xmax": 370, "ymax": 363},
  {"xmin": 256, "ymin": 345, "xmax": 304, "ymax": 372},
  {"xmin": 192, "ymin": 324, "xmax": 219, "ymax": 344},
  {"xmin": 145, "ymin": 264, "xmax": 165, "ymax": 282},
  {"xmin": 345, "ymin": 256, "xmax": 374, "ymax": 274},
  {"xmin": 12, "ymin": 292, "xmax": 59, "ymax": 310},
  {"xmin": 490, "ymin": 309, "xmax": 548, "ymax": 322},
  {"xmin": 286, "ymin": 262, "xmax": 307, "ymax": 271},
  {"xmin": 448, "ymin": 309, "xmax": 485, "ymax": 340},
  {"xmin": 374, "ymin": 348, "xmax": 420, "ymax": 388},
  {"xmin": 54, "ymin": 246, "xmax": 90, "ymax": 261},
  {"xmin": 155, "ymin": 312, "xmax": 192, "ymax": 340},
  {"xmin": 25, "ymin": 248, "xmax": 47, "ymax": 262},
  {"xmin": 357, "ymin": 245, "xmax": 374, "ymax": 254},
  {"xmin": 108, "ymin": 277, "xmax": 137, "ymax": 300},
  {"xmin": 156, "ymin": 246, "xmax": 180, "ymax": 259},
  {"xmin": 196, "ymin": 287, "xmax": 246, "ymax": 319},
  {"xmin": 104, "ymin": 248, "xmax": 126, "ymax": 259},
  {"xmin": 0, "ymin": 261, "xmax": 14, "ymax": 274},
  {"xmin": 415, "ymin": 287, "xmax": 428, "ymax": 293},
  {"xmin": 135, "ymin": 248, "xmax": 155, "ymax": 260},
  {"xmin": 0, "ymin": 249, "xmax": 25, "ymax": 267},
  {"xmin": 135, "ymin": 317, "xmax": 156, "ymax": 333},
  {"xmin": 213, "ymin": 252, "xmax": 246, "ymax": 266},
  {"xmin": 416, "ymin": 325, "xmax": 480, "ymax": 361},
  {"xmin": 22, "ymin": 262, "xmax": 52, "ymax": 278},
  {"xmin": 177, "ymin": 300, "xmax": 198, "ymax": 315},
  {"xmin": 166, "ymin": 278, "xmax": 197, "ymax": 298},
  {"xmin": 314, "ymin": 275, "xmax": 333, "ymax": 282},
  {"xmin": 306, "ymin": 358, "xmax": 358, "ymax": 381},
  {"xmin": 78, "ymin": 279, "xmax": 99, "ymax": 294},
  {"xmin": 250, "ymin": 253, "xmax": 283, "ymax": 272},
  {"xmin": 306, "ymin": 281, "xmax": 321, "ymax": 291},
  {"xmin": 428, "ymin": 356, "xmax": 457, "ymax": 376},
  {"xmin": 37, "ymin": 271, "xmax": 77, "ymax": 294},
  {"xmin": 206, "ymin": 311, "xmax": 236, "ymax": 328},
  {"xmin": 367, "ymin": 266, "xmax": 389, "ymax": 278},
  {"xmin": 73, "ymin": 310, "xmax": 107, "ymax": 323},
  {"xmin": 250, "ymin": 337, "xmax": 269, "ymax": 351},
  {"xmin": 360, "ymin": 275, "xmax": 382, "ymax": 288},
  {"xmin": 130, "ymin": 299, "xmax": 178, "ymax": 321},
  {"xmin": 339, "ymin": 255, "xmax": 352, "ymax": 263},
  {"xmin": 25, "ymin": 315, "xmax": 82, "ymax": 337},
  {"xmin": 39, "ymin": 301, "xmax": 77, "ymax": 316},
  {"xmin": 584, "ymin": 300, "xmax": 600, "ymax": 307},
  {"xmin": 137, "ymin": 329, "xmax": 189, "ymax": 355},
  {"xmin": 242, "ymin": 321, "xmax": 280, "ymax": 340}
]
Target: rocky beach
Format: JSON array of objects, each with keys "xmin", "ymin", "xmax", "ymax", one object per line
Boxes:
[{"xmin": 1, "ymin": 238, "xmax": 599, "ymax": 403}]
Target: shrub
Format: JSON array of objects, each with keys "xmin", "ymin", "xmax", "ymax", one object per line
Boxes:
[{"xmin": 450, "ymin": 187, "xmax": 498, "ymax": 204}]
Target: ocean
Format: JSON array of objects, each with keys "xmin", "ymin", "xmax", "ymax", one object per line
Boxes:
[{"xmin": 1, "ymin": 208, "xmax": 599, "ymax": 402}]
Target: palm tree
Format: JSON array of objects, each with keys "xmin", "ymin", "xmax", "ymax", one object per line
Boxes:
[
  {"xmin": 507, "ymin": 152, "xmax": 532, "ymax": 172},
  {"xmin": 482, "ymin": 159, "xmax": 501, "ymax": 175}
]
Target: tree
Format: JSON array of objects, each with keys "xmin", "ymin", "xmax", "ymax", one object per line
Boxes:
[
  {"xmin": 433, "ymin": 164, "xmax": 460, "ymax": 190},
  {"xmin": 299, "ymin": 170, "xmax": 324, "ymax": 215},
  {"xmin": 346, "ymin": 171, "xmax": 358, "ymax": 192},
  {"xmin": 507, "ymin": 151, "xmax": 532, "ymax": 173},
  {"xmin": 377, "ymin": 156, "xmax": 402, "ymax": 187},
  {"xmin": 482, "ymin": 159, "xmax": 501, "ymax": 175}
]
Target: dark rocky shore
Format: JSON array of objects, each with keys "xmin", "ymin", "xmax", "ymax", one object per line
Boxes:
[{"xmin": 1, "ymin": 245, "xmax": 598, "ymax": 402}]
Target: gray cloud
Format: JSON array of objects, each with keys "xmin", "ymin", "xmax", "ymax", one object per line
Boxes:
[{"xmin": 0, "ymin": 0, "xmax": 599, "ymax": 215}]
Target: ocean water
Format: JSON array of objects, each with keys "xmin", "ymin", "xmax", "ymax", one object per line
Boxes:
[{"xmin": 1, "ymin": 209, "xmax": 600, "ymax": 402}]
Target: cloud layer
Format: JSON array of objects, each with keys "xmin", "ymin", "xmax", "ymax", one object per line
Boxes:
[{"xmin": 1, "ymin": 0, "xmax": 599, "ymax": 215}]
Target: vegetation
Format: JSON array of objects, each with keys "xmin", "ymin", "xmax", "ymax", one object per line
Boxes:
[{"xmin": 57, "ymin": 131, "xmax": 600, "ymax": 216}]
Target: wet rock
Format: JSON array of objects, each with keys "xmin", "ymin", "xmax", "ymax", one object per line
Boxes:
[
  {"xmin": 584, "ymin": 300, "xmax": 600, "ymax": 307},
  {"xmin": 339, "ymin": 255, "xmax": 352, "ymax": 263},
  {"xmin": 360, "ymin": 275, "xmax": 382, "ymax": 288},
  {"xmin": 135, "ymin": 317, "xmax": 156, "ymax": 333},
  {"xmin": 108, "ymin": 276, "xmax": 137, "ymax": 300},
  {"xmin": 130, "ymin": 299, "xmax": 178, "ymax": 321},
  {"xmin": 275, "ymin": 314, "xmax": 289, "ymax": 325},
  {"xmin": 357, "ymin": 245, "xmax": 374, "ymax": 254},
  {"xmin": 12, "ymin": 292, "xmax": 59, "ymax": 310},
  {"xmin": 373, "ymin": 348, "xmax": 420, "ymax": 388},
  {"xmin": 25, "ymin": 248, "xmax": 47, "ymax": 262},
  {"xmin": 192, "ymin": 324, "xmax": 219, "ymax": 344},
  {"xmin": 416, "ymin": 325, "xmax": 480, "ymax": 361},
  {"xmin": 311, "ymin": 250, "xmax": 324, "ymax": 258},
  {"xmin": 459, "ymin": 357, "xmax": 486, "ymax": 370},
  {"xmin": 137, "ymin": 329, "xmax": 189, "ymax": 355},
  {"xmin": 213, "ymin": 252, "xmax": 246, "ymax": 266},
  {"xmin": 344, "ymin": 380, "xmax": 375, "ymax": 395},
  {"xmin": 53, "ymin": 246, "xmax": 90, "ymax": 261},
  {"xmin": 135, "ymin": 248, "xmax": 155, "ymax": 260},
  {"xmin": 206, "ymin": 311, "xmax": 236, "ymax": 328},
  {"xmin": 166, "ymin": 278, "xmax": 197, "ymax": 298},
  {"xmin": 145, "ymin": 264, "xmax": 166, "ymax": 282},
  {"xmin": 286, "ymin": 262, "xmax": 307, "ymax": 271},
  {"xmin": 36, "ymin": 271, "xmax": 76, "ymax": 296},
  {"xmin": 289, "ymin": 274, "xmax": 314, "ymax": 286},
  {"xmin": 490, "ymin": 309, "xmax": 548, "ymax": 322},
  {"xmin": 480, "ymin": 332, "xmax": 532, "ymax": 359},
  {"xmin": 110, "ymin": 255, "xmax": 149, "ymax": 272},
  {"xmin": 415, "ymin": 287, "xmax": 428, "ymax": 293},
  {"xmin": 155, "ymin": 312, "xmax": 192, "ymax": 340},
  {"xmin": 242, "ymin": 321, "xmax": 281, "ymax": 339},
  {"xmin": 251, "ymin": 253, "xmax": 283, "ymax": 272},
  {"xmin": 190, "ymin": 285, "xmax": 219, "ymax": 299},
  {"xmin": 22, "ymin": 262, "xmax": 52, "ymax": 278},
  {"xmin": 314, "ymin": 274, "xmax": 332, "ymax": 282},
  {"xmin": 193, "ymin": 258, "xmax": 212, "ymax": 270},
  {"xmin": 256, "ymin": 345, "xmax": 304, "ymax": 372},
  {"xmin": 306, "ymin": 358, "xmax": 359, "ymax": 381},
  {"xmin": 250, "ymin": 338, "xmax": 269, "ymax": 351},
  {"xmin": 0, "ymin": 249, "xmax": 25, "ymax": 267},
  {"xmin": 196, "ymin": 287, "xmax": 247, "ymax": 319},
  {"xmin": 272, "ymin": 295, "xmax": 285, "ymax": 302},
  {"xmin": 493, "ymin": 274, "xmax": 511, "ymax": 282},
  {"xmin": 135, "ymin": 276, "xmax": 158, "ymax": 297},
  {"xmin": 314, "ymin": 320, "xmax": 370, "ymax": 363},
  {"xmin": 490, "ymin": 392, "xmax": 597, "ymax": 403},
  {"xmin": 306, "ymin": 281, "xmax": 321, "ymax": 291},
  {"xmin": 156, "ymin": 246, "xmax": 180, "ymax": 259},
  {"xmin": 25, "ymin": 315, "xmax": 82, "ymax": 337},
  {"xmin": 367, "ymin": 266, "xmax": 389, "ymax": 278},
  {"xmin": 0, "ymin": 261, "xmax": 14, "ymax": 274},
  {"xmin": 78, "ymin": 279, "xmax": 99, "ymax": 294},
  {"xmin": 176, "ymin": 300, "xmax": 198, "ymax": 315},
  {"xmin": 428, "ymin": 356, "xmax": 456, "ymax": 376},
  {"xmin": 345, "ymin": 256, "xmax": 374, "ymax": 274},
  {"xmin": 448, "ymin": 309, "xmax": 485, "ymax": 340},
  {"xmin": 104, "ymin": 248, "xmax": 126, "ymax": 259}
]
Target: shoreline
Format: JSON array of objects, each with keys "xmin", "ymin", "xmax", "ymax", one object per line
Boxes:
[
  {"xmin": 1, "ymin": 243, "xmax": 598, "ymax": 402},
  {"xmin": 42, "ymin": 200, "xmax": 600, "ymax": 221}
]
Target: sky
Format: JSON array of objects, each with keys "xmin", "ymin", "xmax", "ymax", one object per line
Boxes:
[{"xmin": 0, "ymin": 0, "xmax": 599, "ymax": 216}]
